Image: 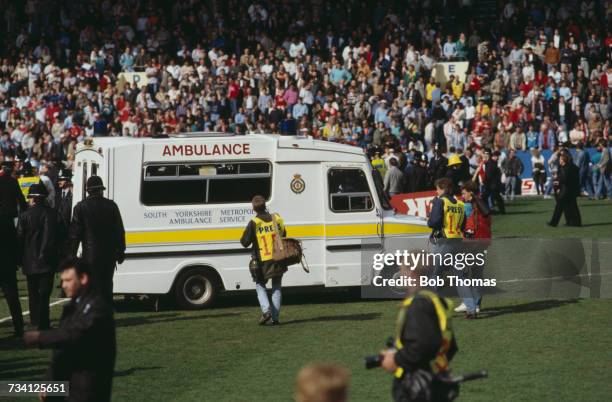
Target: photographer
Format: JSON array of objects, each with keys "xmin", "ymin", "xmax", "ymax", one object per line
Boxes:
[
  {"xmin": 379, "ymin": 265, "xmax": 458, "ymax": 402},
  {"xmin": 240, "ymin": 195, "xmax": 287, "ymax": 325}
]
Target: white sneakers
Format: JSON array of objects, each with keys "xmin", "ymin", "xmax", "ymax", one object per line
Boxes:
[{"xmin": 454, "ymin": 303, "xmax": 481, "ymax": 313}]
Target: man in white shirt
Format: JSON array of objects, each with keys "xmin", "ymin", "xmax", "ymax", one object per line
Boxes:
[
  {"xmin": 443, "ymin": 36, "xmax": 457, "ymax": 60},
  {"xmin": 289, "ymin": 38, "xmax": 306, "ymax": 59}
]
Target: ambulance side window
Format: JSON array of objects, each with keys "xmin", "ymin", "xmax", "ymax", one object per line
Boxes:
[
  {"xmin": 328, "ymin": 168, "xmax": 373, "ymax": 213},
  {"xmin": 141, "ymin": 162, "xmax": 271, "ymax": 206}
]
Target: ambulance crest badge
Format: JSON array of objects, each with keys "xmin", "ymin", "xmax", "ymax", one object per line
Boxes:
[{"xmin": 290, "ymin": 174, "xmax": 305, "ymax": 194}]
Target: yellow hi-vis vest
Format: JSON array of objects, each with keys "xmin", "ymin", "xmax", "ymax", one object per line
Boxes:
[
  {"xmin": 371, "ymin": 158, "xmax": 386, "ymax": 177},
  {"xmin": 441, "ymin": 196, "xmax": 465, "ymax": 239},
  {"xmin": 18, "ymin": 176, "xmax": 40, "ymax": 198},
  {"xmin": 252, "ymin": 214, "xmax": 284, "ymax": 262},
  {"xmin": 394, "ymin": 290, "xmax": 455, "ymax": 378}
]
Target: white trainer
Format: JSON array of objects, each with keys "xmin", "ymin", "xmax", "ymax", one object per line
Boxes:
[{"xmin": 454, "ymin": 303, "xmax": 467, "ymax": 313}]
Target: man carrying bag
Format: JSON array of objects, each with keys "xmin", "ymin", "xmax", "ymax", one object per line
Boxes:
[{"xmin": 240, "ymin": 195, "xmax": 288, "ymax": 326}]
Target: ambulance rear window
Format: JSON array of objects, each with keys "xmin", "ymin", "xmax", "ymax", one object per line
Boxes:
[{"xmin": 141, "ymin": 161, "xmax": 271, "ymax": 205}]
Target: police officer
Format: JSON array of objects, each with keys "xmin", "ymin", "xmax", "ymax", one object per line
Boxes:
[
  {"xmin": 17, "ymin": 183, "xmax": 58, "ymax": 330},
  {"xmin": 481, "ymin": 150, "xmax": 506, "ymax": 214},
  {"xmin": 55, "ymin": 169, "xmax": 73, "ymax": 257},
  {"xmin": 69, "ymin": 176, "xmax": 126, "ymax": 301},
  {"xmin": 404, "ymin": 153, "xmax": 430, "ymax": 193},
  {"xmin": 0, "ymin": 162, "xmax": 26, "ymax": 336},
  {"xmin": 548, "ymin": 153, "xmax": 582, "ymax": 227},
  {"xmin": 428, "ymin": 146, "xmax": 448, "ymax": 184},
  {"xmin": 240, "ymin": 195, "xmax": 287, "ymax": 325},
  {"xmin": 23, "ymin": 259, "xmax": 116, "ymax": 402},
  {"xmin": 380, "ymin": 266, "xmax": 458, "ymax": 402}
]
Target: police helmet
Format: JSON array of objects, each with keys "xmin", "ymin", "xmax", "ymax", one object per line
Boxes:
[
  {"xmin": 86, "ymin": 176, "xmax": 106, "ymax": 191},
  {"xmin": 58, "ymin": 169, "xmax": 73, "ymax": 182},
  {"xmin": 28, "ymin": 183, "xmax": 48, "ymax": 199}
]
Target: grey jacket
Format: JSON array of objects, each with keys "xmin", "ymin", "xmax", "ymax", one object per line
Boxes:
[
  {"xmin": 384, "ymin": 166, "xmax": 404, "ymax": 196},
  {"xmin": 598, "ymin": 147, "xmax": 611, "ymax": 175}
]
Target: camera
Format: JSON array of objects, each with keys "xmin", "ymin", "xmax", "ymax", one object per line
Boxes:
[
  {"xmin": 364, "ymin": 354, "xmax": 384, "ymax": 369},
  {"xmin": 364, "ymin": 337, "xmax": 395, "ymax": 369}
]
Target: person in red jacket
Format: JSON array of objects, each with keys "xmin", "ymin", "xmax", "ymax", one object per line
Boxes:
[{"xmin": 454, "ymin": 180, "xmax": 492, "ymax": 316}]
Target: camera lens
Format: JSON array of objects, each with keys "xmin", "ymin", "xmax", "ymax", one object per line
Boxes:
[{"xmin": 364, "ymin": 355, "xmax": 383, "ymax": 369}]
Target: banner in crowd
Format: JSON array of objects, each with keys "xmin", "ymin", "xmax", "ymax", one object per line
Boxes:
[
  {"xmin": 118, "ymin": 72, "xmax": 149, "ymax": 89},
  {"xmin": 431, "ymin": 61, "xmax": 469, "ymax": 85},
  {"xmin": 390, "ymin": 184, "xmax": 541, "ymax": 218},
  {"xmin": 389, "ymin": 191, "xmax": 437, "ymax": 217}
]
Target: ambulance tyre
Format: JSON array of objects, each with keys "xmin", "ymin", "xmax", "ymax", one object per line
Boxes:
[{"xmin": 174, "ymin": 268, "xmax": 221, "ymax": 309}]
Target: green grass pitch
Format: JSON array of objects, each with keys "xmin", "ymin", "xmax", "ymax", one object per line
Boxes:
[{"xmin": 1, "ymin": 198, "xmax": 612, "ymax": 401}]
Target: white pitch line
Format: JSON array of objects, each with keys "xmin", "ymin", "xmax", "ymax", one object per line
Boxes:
[{"xmin": 0, "ymin": 298, "xmax": 70, "ymax": 324}]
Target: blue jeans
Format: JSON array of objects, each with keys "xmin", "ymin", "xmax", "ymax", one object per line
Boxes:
[
  {"xmin": 595, "ymin": 171, "xmax": 612, "ymax": 199},
  {"xmin": 505, "ymin": 176, "xmax": 518, "ymax": 200},
  {"xmin": 255, "ymin": 277, "xmax": 282, "ymax": 321},
  {"xmin": 580, "ymin": 168, "xmax": 593, "ymax": 198},
  {"xmin": 456, "ymin": 267, "xmax": 481, "ymax": 313}
]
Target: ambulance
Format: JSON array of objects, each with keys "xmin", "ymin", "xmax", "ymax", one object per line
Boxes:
[{"xmin": 73, "ymin": 133, "xmax": 429, "ymax": 308}]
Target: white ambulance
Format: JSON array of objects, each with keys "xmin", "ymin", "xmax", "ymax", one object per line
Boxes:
[{"xmin": 73, "ymin": 133, "xmax": 429, "ymax": 308}]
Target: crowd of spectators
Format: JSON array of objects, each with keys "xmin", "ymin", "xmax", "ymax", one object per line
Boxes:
[{"xmin": 0, "ymin": 0, "xmax": 611, "ymax": 197}]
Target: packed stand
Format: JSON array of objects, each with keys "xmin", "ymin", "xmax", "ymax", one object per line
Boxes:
[{"xmin": 0, "ymin": 0, "xmax": 611, "ymax": 201}]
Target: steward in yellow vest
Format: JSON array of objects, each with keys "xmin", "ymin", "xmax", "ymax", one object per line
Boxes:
[
  {"xmin": 18, "ymin": 163, "xmax": 40, "ymax": 199},
  {"xmin": 240, "ymin": 195, "xmax": 287, "ymax": 325},
  {"xmin": 381, "ymin": 288, "xmax": 458, "ymax": 402},
  {"xmin": 371, "ymin": 152, "xmax": 387, "ymax": 178}
]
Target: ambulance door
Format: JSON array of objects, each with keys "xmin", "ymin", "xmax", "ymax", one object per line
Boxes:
[
  {"xmin": 271, "ymin": 162, "xmax": 325, "ymax": 286},
  {"xmin": 323, "ymin": 163, "xmax": 381, "ymax": 287},
  {"xmin": 74, "ymin": 147, "xmax": 106, "ymax": 205}
]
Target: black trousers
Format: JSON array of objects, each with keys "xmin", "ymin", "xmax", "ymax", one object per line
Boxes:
[
  {"xmin": 550, "ymin": 196, "xmax": 582, "ymax": 227},
  {"xmin": 1, "ymin": 271, "xmax": 24, "ymax": 335},
  {"xmin": 26, "ymin": 272, "xmax": 55, "ymax": 330},
  {"xmin": 0, "ymin": 216, "xmax": 24, "ymax": 335},
  {"xmin": 90, "ymin": 261, "xmax": 115, "ymax": 302},
  {"xmin": 482, "ymin": 187, "xmax": 505, "ymax": 214}
]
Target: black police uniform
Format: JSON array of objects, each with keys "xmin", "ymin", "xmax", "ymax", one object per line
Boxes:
[
  {"xmin": 481, "ymin": 159, "xmax": 505, "ymax": 214},
  {"xmin": 69, "ymin": 178, "xmax": 125, "ymax": 300},
  {"xmin": 392, "ymin": 291, "xmax": 458, "ymax": 402},
  {"xmin": 0, "ymin": 166, "xmax": 26, "ymax": 335},
  {"xmin": 549, "ymin": 162, "xmax": 582, "ymax": 227},
  {"xmin": 39, "ymin": 289, "xmax": 116, "ymax": 402},
  {"xmin": 428, "ymin": 155, "xmax": 448, "ymax": 183},
  {"xmin": 17, "ymin": 184, "xmax": 58, "ymax": 330},
  {"xmin": 404, "ymin": 160, "xmax": 430, "ymax": 193},
  {"xmin": 55, "ymin": 171, "xmax": 73, "ymax": 258}
]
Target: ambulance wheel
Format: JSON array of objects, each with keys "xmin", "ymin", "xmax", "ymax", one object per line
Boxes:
[{"xmin": 174, "ymin": 268, "xmax": 220, "ymax": 309}]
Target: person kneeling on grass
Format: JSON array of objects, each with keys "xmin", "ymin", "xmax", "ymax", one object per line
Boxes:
[{"xmin": 240, "ymin": 195, "xmax": 287, "ymax": 325}]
